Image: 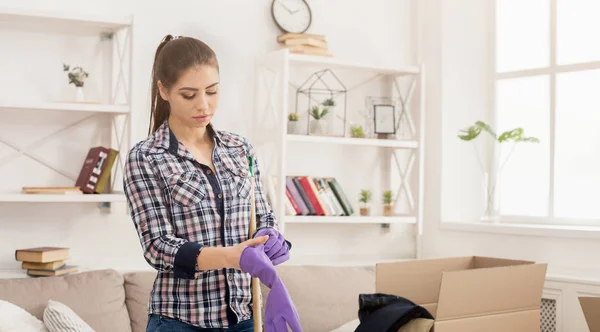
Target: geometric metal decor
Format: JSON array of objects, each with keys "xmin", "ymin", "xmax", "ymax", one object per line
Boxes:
[{"xmin": 295, "ymin": 68, "xmax": 347, "ymax": 137}]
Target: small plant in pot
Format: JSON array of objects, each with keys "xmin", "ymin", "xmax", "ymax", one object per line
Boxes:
[
  {"xmin": 321, "ymin": 98, "xmax": 336, "ymax": 132},
  {"xmin": 63, "ymin": 63, "xmax": 89, "ymax": 102},
  {"xmin": 287, "ymin": 112, "xmax": 300, "ymax": 134},
  {"xmin": 309, "ymin": 105, "xmax": 329, "ymax": 135},
  {"xmin": 358, "ymin": 189, "xmax": 372, "ymax": 216},
  {"xmin": 350, "ymin": 124, "xmax": 365, "ymax": 138},
  {"xmin": 382, "ymin": 190, "xmax": 394, "ymax": 216}
]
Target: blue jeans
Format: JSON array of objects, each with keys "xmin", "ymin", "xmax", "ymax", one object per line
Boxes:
[{"xmin": 146, "ymin": 314, "xmax": 254, "ymax": 332}]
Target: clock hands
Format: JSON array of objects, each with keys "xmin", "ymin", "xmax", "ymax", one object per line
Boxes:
[{"xmin": 277, "ymin": 2, "xmax": 294, "ymax": 14}]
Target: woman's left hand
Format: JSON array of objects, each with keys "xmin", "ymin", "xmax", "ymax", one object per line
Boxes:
[{"xmin": 253, "ymin": 227, "xmax": 291, "ymax": 265}]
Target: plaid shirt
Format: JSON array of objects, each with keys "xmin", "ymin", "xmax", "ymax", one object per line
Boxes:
[{"xmin": 123, "ymin": 119, "xmax": 277, "ymax": 328}]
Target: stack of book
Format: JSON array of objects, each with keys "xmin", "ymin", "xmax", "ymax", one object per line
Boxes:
[
  {"xmin": 15, "ymin": 247, "xmax": 78, "ymax": 277},
  {"xmin": 281, "ymin": 176, "xmax": 354, "ymax": 216},
  {"xmin": 278, "ymin": 33, "xmax": 332, "ymax": 57}
]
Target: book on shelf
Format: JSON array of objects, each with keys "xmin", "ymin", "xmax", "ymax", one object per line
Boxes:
[
  {"xmin": 277, "ymin": 32, "xmax": 332, "ymax": 57},
  {"xmin": 14, "ymin": 247, "xmax": 78, "ymax": 277},
  {"xmin": 15, "ymin": 247, "xmax": 69, "ymax": 263},
  {"xmin": 21, "ymin": 187, "xmax": 82, "ymax": 195},
  {"xmin": 27, "ymin": 265, "xmax": 78, "ymax": 277},
  {"xmin": 75, "ymin": 146, "xmax": 119, "ymax": 194},
  {"xmin": 283, "ymin": 176, "xmax": 354, "ymax": 217}
]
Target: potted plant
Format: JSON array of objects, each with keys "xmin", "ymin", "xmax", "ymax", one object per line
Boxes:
[
  {"xmin": 321, "ymin": 98, "xmax": 336, "ymax": 133},
  {"xmin": 350, "ymin": 124, "xmax": 365, "ymax": 138},
  {"xmin": 309, "ymin": 105, "xmax": 329, "ymax": 135},
  {"xmin": 458, "ymin": 120, "xmax": 539, "ymax": 222},
  {"xmin": 382, "ymin": 190, "xmax": 394, "ymax": 216},
  {"xmin": 358, "ymin": 189, "xmax": 372, "ymax": 216},
  {"xmin": 63, "ymin": 63, "xmax": 89, "ymax": 102},
  {"xmin": 287, "ymin": 112, "xmax": 300, "ymax": 134}
]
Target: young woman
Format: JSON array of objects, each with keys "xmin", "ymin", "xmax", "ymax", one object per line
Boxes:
[{"xmin": 123, "ymin": 34, "xmax": 291, "ymax": 332}]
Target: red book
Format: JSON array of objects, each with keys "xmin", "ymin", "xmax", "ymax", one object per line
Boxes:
[
  {"xmin": 298, "ymin": 176, "xmax": 325, "ymax": 215},
  {"xmin": 75, "ymin": 147, "xmax": 110, "ymax": 194}
]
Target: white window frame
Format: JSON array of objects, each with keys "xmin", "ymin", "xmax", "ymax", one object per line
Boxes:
[{"xmin": 492, "ymin": 0, "xmax": 600, "ymax": 226}]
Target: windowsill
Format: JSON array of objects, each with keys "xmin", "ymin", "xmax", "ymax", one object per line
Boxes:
[{"xmin": 440, "ymin": 220, "xmax": 600, "ymax": 239}]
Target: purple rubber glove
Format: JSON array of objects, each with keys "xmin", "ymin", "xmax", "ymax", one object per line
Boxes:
[
  {"xmin": 253, "ymin": 227, "xmax": 290, "ymax": 265},
  {"xmin": 264, "ymin": 277, "xmax": 302, "ymax": 332},
  {"xmin": 239, "ymin": 244, "xmax": 302, "ymax": 332}
]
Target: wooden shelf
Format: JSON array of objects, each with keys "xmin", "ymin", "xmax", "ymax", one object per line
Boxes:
[
  {"xmin": 286, "ymin": 134, "xmax": 418, "ymax": 148},
  {"xmin": 288, "ymin": 53, "xmax": 419, "ymax": 76},
  {"xmin": 0, "ymin": 193, "xmax": 126, "ymax": 203},
  {"xmin": 0, "ymin": 7, "xmax": 131, "ymax": 35},
  {"xmin": 284, "ymin": 215, "xmax": 416, "ymax": 224},
  {"xmin": 0, "ymin": 101, "xmax": 129, "ymax": 114}
]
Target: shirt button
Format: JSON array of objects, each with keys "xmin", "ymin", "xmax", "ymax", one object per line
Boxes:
[
  {"xmin": 206, "ymin": 169, "xmax": 212, "ymax": 174},
  {"xmin": 218, "ymin": 193, "xmax": 222, "ymax": 199},
  {"xmin": 228, "ymin": 275, "xmax": 233, "ymax": 281},
  {"xmin": 241, "ymin": 170, "xmax": 247, "ymax": 177}
]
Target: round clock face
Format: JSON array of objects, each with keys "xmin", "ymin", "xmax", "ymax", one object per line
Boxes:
[{"xmin": 272, "ymin": 0, "xmax": 312, "ymax": 34}]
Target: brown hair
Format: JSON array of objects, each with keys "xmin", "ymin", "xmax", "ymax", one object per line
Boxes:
[{"xmin": 148, "ymin": 34, "xmax": 219, "ymax": 135}]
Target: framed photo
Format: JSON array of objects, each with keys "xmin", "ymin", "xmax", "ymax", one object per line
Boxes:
[{"xmin": 373, "ymin": 104, "xmax": 396, "ymax": 134}]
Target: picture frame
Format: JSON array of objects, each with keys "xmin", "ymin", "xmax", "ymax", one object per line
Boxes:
[{"xmin": 373, "ymin": 104, "xmax": 396, "ymax": 134}]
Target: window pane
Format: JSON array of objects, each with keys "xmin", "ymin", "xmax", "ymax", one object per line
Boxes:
[
  {"xmin": 496, "ymin": 0, "xmax": 549, "ymax": 72},
  {"xmin": 554, "ymin": 70, "xmax": 600, "ymax": 219},
  {"xmin": 496, "ymin": 76, "xmax": 550, "ymax": 216},
  {"xmin": 557, "ymin": 0, "xmax": 600, "ymax": 65}
]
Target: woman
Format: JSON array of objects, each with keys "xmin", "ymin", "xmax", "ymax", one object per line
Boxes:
[{"xmin": 123, "ymin": 34, "xmax": 291, "ymax": 332}]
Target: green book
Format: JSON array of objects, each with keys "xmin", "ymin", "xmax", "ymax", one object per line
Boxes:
[{"xmin": 325, "ymin": 177, "xmax": 354, "ymax": 216}]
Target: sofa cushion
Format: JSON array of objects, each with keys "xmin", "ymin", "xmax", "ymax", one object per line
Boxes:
[
  {"xmin": 123, "ymin": 271, "xmax": 157, "ymax": 332},
  {"xmin": 0, "ymin": 299, "xmax": 48, "ymax": 332},
  {"xmin": 0, "ymin": 269, "xmax": 132, "ymax": 332},
  {"xmin": 261, "ymin": 265, "xmax": 376, "ymax": 332},
  {"xmin": 43, "ymin": 299, "xmax": 95, "ymax": 332}
]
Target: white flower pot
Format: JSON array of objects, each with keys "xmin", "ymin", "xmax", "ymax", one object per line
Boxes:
[{"xmin": 75, "ymin": 86, "xmax": 85, "ymax": 102}]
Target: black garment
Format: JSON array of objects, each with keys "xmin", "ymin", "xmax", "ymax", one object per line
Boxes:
[{"xmin": 355, "ymin": 293, "xmax": 433, "ymax": 332}]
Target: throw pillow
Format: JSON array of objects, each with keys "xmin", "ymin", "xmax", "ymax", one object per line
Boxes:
[
  {"xmin": 0, "ymin": 299, "xmax": 48, "ymax": 332},
  {"xmin": 329, "ymin": 318, "xmax": 360, "ymax": 332},
  {"xmin": 43, "ymin": 300, "xmax": 95, "ymax": 332},
  {"xmin": 397, "ymin": 318, "xmax": 434, "ymax": 332}
]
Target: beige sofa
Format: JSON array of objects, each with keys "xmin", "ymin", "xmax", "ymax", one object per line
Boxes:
[{"xmin": 0, "ymin": 265, "xmax": 375, "ymax": 332}]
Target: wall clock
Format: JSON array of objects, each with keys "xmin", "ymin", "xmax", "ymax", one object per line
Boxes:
[{"xmin": 271, "ymin": 0, "xmax": 312, "ymax": 34}]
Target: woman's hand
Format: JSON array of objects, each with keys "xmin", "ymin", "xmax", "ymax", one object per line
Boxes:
[
  {"xmin": 227, "ymin": 235, "xmax": 269, "ymax": 270},
  {"xmin": 196, "ymin": 235, "xmax": 268, "ymax": 271}
]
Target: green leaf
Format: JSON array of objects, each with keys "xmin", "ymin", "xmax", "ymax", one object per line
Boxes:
[
  {"xmin": 498, "ymin": 128, "xmax": 523, "ymax": 142},
  {"xmin": 475, "ymin": 121, "xmax": 497, "ymax": 138},
  {"xmin": 457, "ymin": 125, "xmax": 481, "ymax": 141}
]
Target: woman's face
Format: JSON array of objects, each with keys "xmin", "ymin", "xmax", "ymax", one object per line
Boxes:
[{"xmin": 159, "ymin": 64, "xmax": 220, "ymax": 130}]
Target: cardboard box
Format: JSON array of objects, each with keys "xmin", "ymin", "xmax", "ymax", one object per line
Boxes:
[
  {"xmin": 579, "ymin": 296, "xmax": 600, "ymax": 332},
  {"xmin": 376, "ymin": 256, "xmax": 547, "ymax": 332}
]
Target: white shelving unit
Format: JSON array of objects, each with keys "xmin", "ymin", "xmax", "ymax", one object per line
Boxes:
[
  {"xmin": 0, "ymin": 193, "xmax": 126, "ymax": 203},
  {"xmin": 0, "ymin": 7, "xmax": 133, "ymax": 207},
  {"xmin": 254, "ymin": 49, "xmax": 426, "ymax": 258}
]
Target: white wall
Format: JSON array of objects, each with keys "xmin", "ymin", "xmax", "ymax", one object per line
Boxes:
[
  {"xmin": 0, "ymin": 0, "xmax": 418, "ymax": 273},
  {"xmin": 421, "ymin": 0, "xmax": 600, "ymax": 330}
]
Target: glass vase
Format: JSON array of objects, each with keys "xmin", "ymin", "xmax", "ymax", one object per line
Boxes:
[{"xmin": 482, "ymin": 170, "xmax": 501, "ymax": 223}]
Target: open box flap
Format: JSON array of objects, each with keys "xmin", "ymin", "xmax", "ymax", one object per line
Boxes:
[
  {"xmin": 375, "ymin": 257, "xmax": 472, "ymax": 316},
  {"xmin": 579, "ymin": 297, "xmax": 600, "ymax": 332},
  {"xmin": 435, "ymin": 263, "xmax": 547, "ymax": 321}
]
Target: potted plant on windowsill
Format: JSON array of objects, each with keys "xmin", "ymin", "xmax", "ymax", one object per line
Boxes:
[
  {"xmin": 358, "ymin": 189, "xmax": 372, "ymax": 216},
  {"xmin": 382, "ymin": 190, "xmax": 394, "ymax": 216},
  {"xmin": 458, "ymin": 120, "xmax": 539, "ymax": 222}
]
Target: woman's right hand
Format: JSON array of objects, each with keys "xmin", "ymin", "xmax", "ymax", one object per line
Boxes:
[{"xmin": 228, "ymin": 235, "xmax": 269, "ymax": 270}]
